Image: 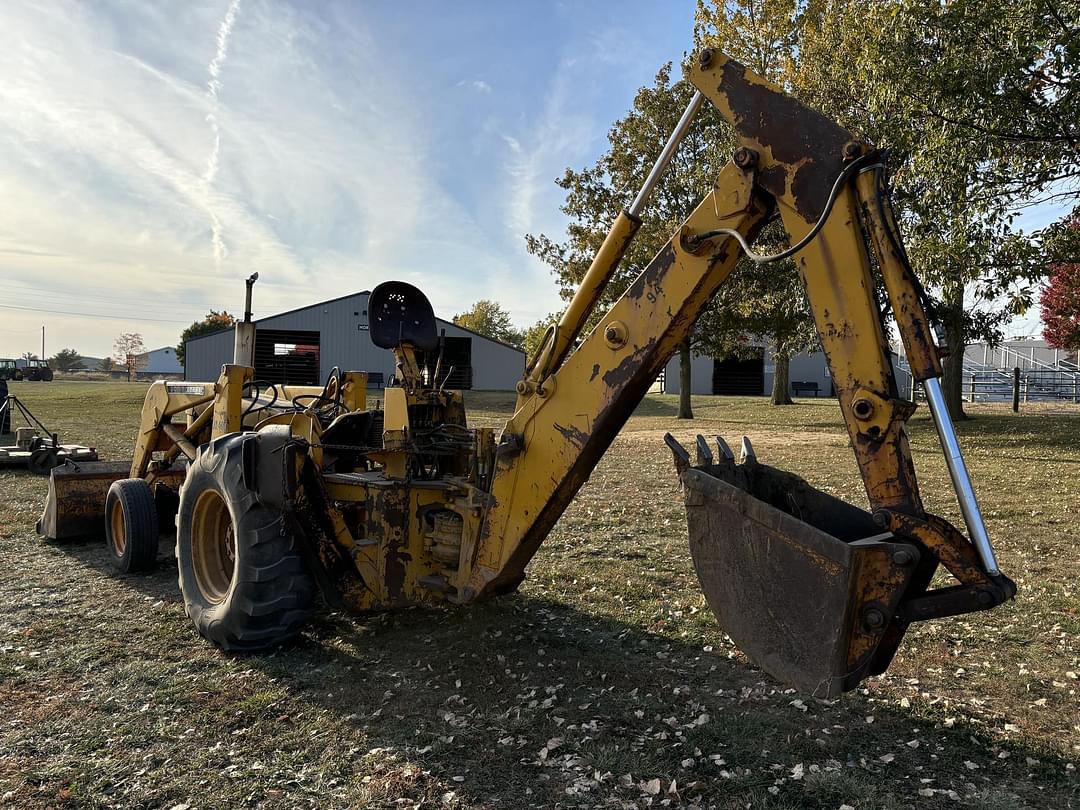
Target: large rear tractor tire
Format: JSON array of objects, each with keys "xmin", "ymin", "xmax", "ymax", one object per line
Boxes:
[
  {"xmin": 176, "ymin": 433, "xmax": 316, "ymax": 651},
  {"xmin": 105, "ymin": 478, "xmax": 160, "ymax": 573}
]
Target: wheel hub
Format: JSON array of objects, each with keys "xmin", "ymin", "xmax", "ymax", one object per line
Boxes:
[{"xmin": 190, "ymin": 490, "xmax": 236, "ymax": 604}]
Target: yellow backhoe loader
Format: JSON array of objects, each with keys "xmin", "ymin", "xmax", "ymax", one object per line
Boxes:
[{"xmin": 39, "ymin": 51, "xmax": 1015, "ymax": 698}]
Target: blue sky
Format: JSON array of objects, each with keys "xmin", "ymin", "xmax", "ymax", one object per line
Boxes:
[
  {"xmin": 0, "ymin": 0, "xmax": 1066, "ymax": 360},
  {"xmin": 0, "ymin": 0, "xmax": 697, "ymax": 358}
]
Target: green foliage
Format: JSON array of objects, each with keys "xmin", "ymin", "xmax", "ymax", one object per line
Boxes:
[
  {"xmin": 698, "ymin": 0, "xmax": 1077, "ymax": 416},
  {"xmin": 48, "ymin": 348, "xmax": 84, "ymax": 372},
  {"xmin": 97, "ymin": 357, "xmax": 114, "ymax": 372},
  {"xmin": 522, "ymin": 316, "xmax": 557, "ymax": 362},
  {"xmin": 176, "ymin": 310, "xmax": 235, "ymax": 367},
  {"xmin": 526, "ymin": 61, "xmax": 815, "ymax": 407},
  {"xmin": 452, "ymin": 300, "xmax": 524, "ymax": 348}
]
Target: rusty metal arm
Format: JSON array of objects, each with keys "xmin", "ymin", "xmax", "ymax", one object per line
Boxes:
[
  {"xmin": 463, "ymin": 51, "xmax": 1010, "ymax": 619},
  {"xmin": 462, "ymin": 163, "xmax": 771, "ymax": 598}
]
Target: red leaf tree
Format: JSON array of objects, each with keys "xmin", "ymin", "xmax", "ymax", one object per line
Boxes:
[{"xmin": 1041, "ymin": 257, "xmax": 1080, "ymax": 352}]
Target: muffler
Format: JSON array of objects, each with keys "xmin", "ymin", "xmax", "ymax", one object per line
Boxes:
[{"xmin": 667, "ymin": 434, "xmax": 920, "ymax": 698}]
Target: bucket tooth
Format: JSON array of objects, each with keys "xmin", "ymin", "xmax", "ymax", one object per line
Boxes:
[
  {"xmin": 740, "ymin": 436, "xmax": 756, "ymax": 464},
  {"xmin": 663, "ymin": 433, "xmax": 690, "ymax": 474},
  {"xmin": 695, "ymin": 435, "xmax": 713, "ymax": 466},
  {"xmin": 714, "ymin": 436, "xmax": 735, "ymax": 463}
]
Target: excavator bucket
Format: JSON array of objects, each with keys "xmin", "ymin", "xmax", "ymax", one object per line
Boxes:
[
  {"xmin": 36, "ymin": 461, "xmax": 131, "ymax": 540},
  {"xmin": 666, "ymin": 434, "xmax": 921, "ymax": 698}
]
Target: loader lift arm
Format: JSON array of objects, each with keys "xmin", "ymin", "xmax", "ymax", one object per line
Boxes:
[{"xmin": 455, "ymin": 51, "xmax": 1013, "ymax": 695}]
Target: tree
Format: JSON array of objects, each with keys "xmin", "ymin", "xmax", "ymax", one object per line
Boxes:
[
  {"xmin": 114, "ymin": 333, "xmax": 145, "ymax": 382},
  {"xmin": 48, "ymin": 348, "xmax": 84, "ymax": 372},
  {"xmin": 452, "ymin": 300, "xmax": 524, "ymax": 348},
  {"xmin": 177, "ymin": 310, "xmax": 235, "ymax": 367},
  {"xmin": 698, "ymin": 225, "xmax": 819, "ymax": 405},
  {"xmin": 98, "ymin": 357, "xmax": 114, "ymax": 372},
  {"xmin": 20, "ymin": 352, "xmax": 37, "ymax": 361},
  {"xmin": 698, "ymin": 0, "xmax": 1067, "ymax": 419},
  {"xmin": 1041, "ymin": 263, "xmax": 1080, "ymax": 351},
  {"xmin": 858, "ymin": 0, "xmax": 1078, "ymax": 213},
  {"xmin": 1041, "ymin": 221, "xmax": 1080, "ymax": 351},
  {"xmin": 796, "ymin": 0, "xmax": 1073, "ymax": 418}
]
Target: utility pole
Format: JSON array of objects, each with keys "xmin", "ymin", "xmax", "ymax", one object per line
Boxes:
[{"xmin": 41, "ymin": 326, "xmax": 45, "ymax": 360}]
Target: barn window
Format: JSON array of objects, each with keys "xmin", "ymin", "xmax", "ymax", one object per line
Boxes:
[{"xmin": 255, "ymin": 329, "xmax": 321, "ymax": 385}]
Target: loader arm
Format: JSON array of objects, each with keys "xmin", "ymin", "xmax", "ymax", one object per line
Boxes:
[{"xmin": 460, "ymin": 52, "xmax": 1013, "ymax": 692}]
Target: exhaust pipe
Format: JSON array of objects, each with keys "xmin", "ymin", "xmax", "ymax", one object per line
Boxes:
[{"xmin": 234, "ymin": 272, "xmax": 258, "ymax": 367}]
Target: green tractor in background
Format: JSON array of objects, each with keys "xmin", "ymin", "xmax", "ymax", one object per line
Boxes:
[
  {"xmin": 18, "ymin": 359, "xmax": 53, "ymax": 381},
  {"xmin": 0, "ymin": 359, "xmax": 22, "ymax": 382}
]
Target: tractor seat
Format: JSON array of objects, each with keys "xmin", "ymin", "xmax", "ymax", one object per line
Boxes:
[{"xmin": 368, "ymin": 281, "xmax": 438, "ymax": 352}]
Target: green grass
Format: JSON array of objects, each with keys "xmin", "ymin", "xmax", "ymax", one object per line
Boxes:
[{"xmin": 0, "ymin": 380, "xmax": 1078, "ymax": 808}]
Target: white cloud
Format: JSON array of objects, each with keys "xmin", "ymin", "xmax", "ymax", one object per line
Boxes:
[
  {"xmin": 0, "ymin": 3, "xmax": 650, "ymax": 357},
  {"xmin": 458, "ymin": 79, "xmax": 492, "ymax": 94}
]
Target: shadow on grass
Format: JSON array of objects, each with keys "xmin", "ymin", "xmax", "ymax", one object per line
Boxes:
[
  {"xmin": 44, "ymin": 533, "xmax": 184, "ymax": 605},
  {"xmin": 46, "ymin": 535, "xmax": 1075, "ymax": 808},
  {"xmin": 948, "ymin": 412, "xmax": 1080, "ymax": 453},
  {"xmin": 259, "ymin": 598, "xmax": 1074, "ymax": 808}
]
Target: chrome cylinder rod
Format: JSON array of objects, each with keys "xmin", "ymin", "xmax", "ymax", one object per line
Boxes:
[
  {"xmin": 628, "ymin": 91, "xmax": 705, "ymax": 218},
  {"xmin": 922, "ymin": 376, "xmax": 1000, "ymax": 576}
]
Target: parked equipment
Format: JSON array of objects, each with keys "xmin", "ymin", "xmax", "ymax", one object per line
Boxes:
[
  {"xmin": 0, "ymin": 360, "xmax": 21, "ymax": 382},
  {"xmin": 0, "ymin": 386, "xmax": 98, "ymax": 474},
  {"xmin": 17, "ymin": 359, "xmax": 53, "ymax": 382},
  {"xmin": 37, "ymin": 52, "xmax": 1014, "ymax": 697}
]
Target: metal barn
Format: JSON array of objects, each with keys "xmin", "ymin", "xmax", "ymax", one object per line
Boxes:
[{"xmin": 184, "ymin": 291, "xmax": 525, "ymax": 391}]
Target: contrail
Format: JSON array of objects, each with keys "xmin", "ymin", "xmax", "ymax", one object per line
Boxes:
[{"xmin": 202, "ymin": 0, "xmax": 242, "ymax": 268}]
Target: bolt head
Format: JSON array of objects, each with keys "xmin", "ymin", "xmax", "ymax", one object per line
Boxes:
[
  {"xmin": 605, "ymin": 325, "xmax": 619, "ymax": 342},
  {"xmin": 864, "ymin": 608, "xmax": 886, "ymax": 630},
  {"xmin": 732, "ymin": 147, "xmax": 757, "ymax": 169},
  {"xmin": 698, "ymin": 49, "xmax": 714, "ymax": 69},
  {"xmin": 892, "ymin": 549, "xmax": 915, "ymax": 566}
]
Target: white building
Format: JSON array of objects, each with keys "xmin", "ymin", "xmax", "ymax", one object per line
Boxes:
[
  {"xmin": 659, "ymin": 344, "xmax": 835, "ymax": 398},
  {"xmin": 138, "ymin": 347, "xmax": 184, "ymax": 376},
  {"xmin": 184, "ymin": 291, "xmax": 526, "ymax": 391}
]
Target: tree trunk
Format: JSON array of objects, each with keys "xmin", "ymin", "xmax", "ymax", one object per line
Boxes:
[
  {"xmin": 770, "ymin": 351, "xmax": 793, "ymax": 405},
  {"xmin": 677, "ymin": 339, "xmax": 693, "ymax": 419},
  {"xmin": 941, "ymin": 313, "xmax": 967, "ymax": 421}
]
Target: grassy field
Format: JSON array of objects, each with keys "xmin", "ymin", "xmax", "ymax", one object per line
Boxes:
[{"xmin": 1, "ymin": 380, "xmax": 1077, "ymax": 809}]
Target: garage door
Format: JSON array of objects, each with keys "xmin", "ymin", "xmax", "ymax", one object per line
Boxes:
[
  {"xmin": 418, "ymin": 336, "xmax": 472, "ymax": 390},
  {"xmin": 712, "ymin": 354, "xmax": 764, "ymax": 395},
  {"xmin": 255, "ymin": 329, "xmax": 321, "ymax": 386}
]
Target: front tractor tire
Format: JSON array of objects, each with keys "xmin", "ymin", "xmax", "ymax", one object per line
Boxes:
[
  {"xmin": 105, "ymin": 478, "xmax": 159, "ymax": 573},
  {"xmin": 176, "ymin": 434, "xmax": 315, "ymax": 651}
]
